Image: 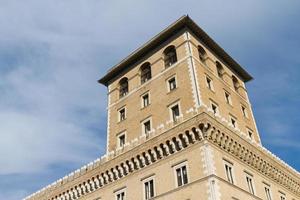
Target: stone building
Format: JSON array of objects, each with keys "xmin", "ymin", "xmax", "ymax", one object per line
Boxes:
[{"xmin": 24, "ymin": 15, "xmax": 300, "ymax": 200}]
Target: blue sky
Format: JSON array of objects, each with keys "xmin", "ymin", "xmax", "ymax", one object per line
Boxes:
[{"xmin": 0, "ymin": 1, "xmax": 299, "ymax": 199}]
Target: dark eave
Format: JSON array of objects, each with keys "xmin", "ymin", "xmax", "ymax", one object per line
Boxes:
[{"xmin": 98, "ymin": 15, "xmax": 253, "ymax": 86}]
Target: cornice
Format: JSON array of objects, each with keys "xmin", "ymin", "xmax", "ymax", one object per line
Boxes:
[{"xmin": 24, "ymin": 106, "xmax": 300, "ymax": 200}]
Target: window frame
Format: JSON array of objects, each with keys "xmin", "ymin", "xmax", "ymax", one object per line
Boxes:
[
  {"xmin": 166, "ymin": 75, "xmax": 177, "ymax": 92},
  {"xmin": 224, "ymin": 90, "xmax": 232, "ymax": 105},
  {"xmin": 247, "ymin": 128, "xmax": 254, "ymax": 140},
  {"xmin": 141, "ymin": 92, "xmax": 150, "ymax": 108},
  {"xmin": 173, "ymin": 161, "xmax": 189, "ymax": 188},
  {"xmin": 117, "ymin": 132, "xmax": 126, "ymax": 149},
  {"xmin": 115, "ymin": 188, "xmax": 126, "ymax": 200},
  {"xmin": 119, "ymin": 78, "xmax": 129, "ymax": 98},
  {"xmin": 163, "ymin": 45, "xmax": 177, "ymax": 68},
  {"xmin": 210, "ymin": 99, "xmax": 219, "ymax": 115},
  {"xmin": 142, "ymin": 176, "xmax": 156, "ymax": 200},
  {"xmin": 140, "ymin": 62, "xmax": 152, "ymax": 84},
  {"xmin": 241, "ymin": 105, "xmax": 249, "ymax": 118},
  {"xmin": 168, "ymin": 101, "xmax": 181, "ymax": 122},
  {"xmin": 118, "ymin": 107, "xmax": 126, "ymax": 122},
  {"xmin": 263, "ymin": 184, "xmax": 272, "ymax": 200},
  {"xmin": 205, "ymin": 75, "xmax": 214, "ymax": 91},
  {"xmin": 229, "ymin": 115, "xmax": 238, "ymax": 129},
  {"xmin": 245, "ymin": 172, "xmax": 255, "ymax": 195},
  {"xmin": 223, "ymin": 159, "xmax": 235, "ymax": 184},
  {"xmin": 141, "ymin": 117, "xmax": 152, "ymax": 137}
]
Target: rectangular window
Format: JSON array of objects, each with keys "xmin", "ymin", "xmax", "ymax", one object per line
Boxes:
[
  {"xmin": 119, "ymin": 108, "xmax": 126, "ymax": 122},
  {"xmin": 248, "ymin": 130, "xmax": 253, "ymax": 140},
  {"xmin": 224, "ymin": 91, "xmax": 232, "ymax": 105},
  {"xmin": 143, "ymin": 178, "xmax": 155, "ymax": 200},
  {"xmin": 118, "ymin": 133, "xmax": 126, "ymax": 148},
  {"xmin": 168, "ymin": 77, "xmax": 177, "ymax": 91},
  {"xmin": 210, "ymin": 101, "xmax": 219, "ymax": 115},
  {"xmin": 115, "ymin": 189, "xmax": 126, "ymax": 200},
  {"xmin": 175, "ymin": 165, "xmax": 188, "ymax": 187},
  {"xmin": 241, "ymin": 105, "xmax": 248, "ymax": 118},
  {"xmin": 206, "ymin": 76, "xmax": 213, "ymax": 91},
  {"xmin": 230, "ymin": 116, "xmax": 237, "ymax": 128},
  {"xmin": 245, "ymin": 174, "xmax": 255, "ymax": 195},
  {"xmin": 264, "ymin": 186, "xmax": 272, "ymax": 200},
  {"xmin": 142, "ymin": 93, "xmax": 150, "ymax": 108},
  {"xmin": 171, "ymin": 104, "xmax": 180, "ymax": 122},
  {"xmin": 143, "ymin": 120, "xmax": 151, "ymax": 136},
  {"xmin": 224, "ymin": 161, "xmax": 234, "ymax": 184}
]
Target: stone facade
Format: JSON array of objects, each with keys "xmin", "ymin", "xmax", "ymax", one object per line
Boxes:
[{"xmin": 24, "ymin": 15, "xmax": 300, "ymax": 200}]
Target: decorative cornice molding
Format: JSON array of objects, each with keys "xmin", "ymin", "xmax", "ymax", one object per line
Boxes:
[{"xmin": 24, "ymin": 106, "xmax": 300, "ymax": 200}]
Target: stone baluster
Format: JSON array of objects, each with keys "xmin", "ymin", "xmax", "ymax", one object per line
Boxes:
[
  {"xmin": 87, "ymin": 180, "xmax": 92, "ymax": 193},
  {"xmin": 162, "ymin": 144, "xmax": 170, "ymax": 156},
  {"xmin": 155, "ymin": 146, "xmax": 163, "ymax": 158},
  {"xmin": 144, "ymin": 152, "xmax": 152, "ymax": 164},
  {"xmin": 188, "ymin": 131, "xmax": 196, "ymax": 143},
  {"xmin": 175, "ymin": 138, "xmax": 183, "ymax": 150},
  {"xmin": 90, "ymin": 178, "xmax": 96, "ymax": 191},
  {"xmin": 181, "ymin": 134, "xmax": 189, "ymax": 146},
  {"xmin": 94, "ymin": 176, "xmax": 100, "ymax": 188}
]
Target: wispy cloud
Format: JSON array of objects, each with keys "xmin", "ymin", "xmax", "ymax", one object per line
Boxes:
[{"xmin": 0, "ymin": 1, "xmax": 300, "ymax": 200}]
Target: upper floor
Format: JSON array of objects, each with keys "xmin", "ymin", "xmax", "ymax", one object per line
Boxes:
[{"xmin": 99, "ymin": 15, "xmax": 260, "ymax": 153}]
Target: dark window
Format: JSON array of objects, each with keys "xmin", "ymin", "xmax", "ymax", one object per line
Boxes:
[
  {"xmin": 241, "ymin": 106, "xmax": 248, "ymax": 117},
  {"xmin": 231, "ymin": 118, "xmax": 237, "ymax": 128},
  {"xmin": 140, "ymin": 62, "xmax": 152, "ymax": 84},
  {"xmin": 265, "ymin": 187, "xmax": 272, "ymax": 200},
  {"xmin": 119, "ymin": 108, "xmax": 126, "ymax": 121},
  {"xmin": 211, "ymin": 103, "xmax": 218, "ymax": 115},
  {"xmin": 248, "ymin": 131, "xmax": 253, "ymax": 139},
  {"xmin": 206, "ymin": 77, "xmax": 213, "ymax": 90},
  {"xmin": 225, "ymin": 92, "xmax": 231, "ymax": 104},
  {"xmin": 176, "ymin": 165, "xmax": 188, "ymax": 187},
  {"xmin": 143, "ymin": 120, "xmax": 151, "ymax": 136},
  {"xmin": 198, "ymin": 45, "xmax": 207, "ymax": 63},
  {"xmin": 116, "ymin": 192, "xmax": 125, "ymax": 200},
  {"xmin": 216, "ymin": 61, "xmax": 224, "ymax": 78},
  {"xmin": 246, "ymin": 176, "xmax": 255, "ymax": 194},
  {"xmin": 225, "ymin": 163, "xmax": 234, "ymax": 184},
  {"xmin": 142, "ymin": 93, "xmax": 150, "ymax": 107},
  {"xmin": 232, "ymin": 75, "xmax": 240, "ymax": 92},
  {"xmin": 144, "ymin": 179, "xmax": 154, "ymax": 199},
  {"xmin": 164, "ymin": 46, "xmax": 177, "ymax": 67},
  {"xmin": 171, "ymin": 104, "xmax": 180, "ymax": 122},
  {"xmin": 168, "ymin": 77, "xmax": 177, "ymax": 91},
  {"xmin": 119, "ymin": 78, "xmax": 128, "ymax": 98},
  {"xmin": 118, "ymin": 134, "xmax": 126, "ymax": 148}
]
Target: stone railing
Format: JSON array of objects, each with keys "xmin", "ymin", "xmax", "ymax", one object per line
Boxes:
[
  {"xmin": 201, "ymin": 118, "xmax": 300, "ymax": 196},
  {"xmin": 24, "ymin": 105, "xmax": 300, "ymax": 200}
]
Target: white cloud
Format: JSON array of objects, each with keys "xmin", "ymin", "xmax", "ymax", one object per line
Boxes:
[{"xmin": 0, "ymin": 0, "xmax": 299, "ymax": 199}]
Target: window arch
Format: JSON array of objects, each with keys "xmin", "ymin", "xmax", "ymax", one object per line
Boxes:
[
  {"xmin": 232, "ymin": 75, "xmax": 240, "ymax": 92},
  {"xmin": 119, "ymin": 77, "xmax": 128, "ymax": 98},
  {"xmin": 198, "ymin": 45, "xmax": 207, "ymax": 63},
  {"xmin": 163, "ymin": 45, "xmax": 177, "ymax": 68},
  {"xmin": 140, "ymin": 62, "xmax": 152, "ymax": 84},
  {"xmin": 216, "ymin": 61, "xmax": 224, "ymax": 78}
]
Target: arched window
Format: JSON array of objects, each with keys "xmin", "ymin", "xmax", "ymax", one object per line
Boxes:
[
  {"xmin": 198, "ymin": 45, "xmax": 207, "ymax": 63},
  {"xmin": 163, "ymin": 45, "xmax": 177, "ymax": 68},
  {"xmin": 232, "ymin": 75, "xmax": 240, "ymax": 92},
  {"xmin": 119, "ymin": 77, "xmax": 128, "ymax": 98},
  {"xmin": 140, "ymin": 62, "xmax": 152, "ymax": 84},
  {"xmin": 216, "ymin": 61, "xmax": 224, "ymax": 78}
]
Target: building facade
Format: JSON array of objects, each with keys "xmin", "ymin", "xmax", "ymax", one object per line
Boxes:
[{"xmin": 24, "ymin": 16, "xmax": 300, "ymax": 200}]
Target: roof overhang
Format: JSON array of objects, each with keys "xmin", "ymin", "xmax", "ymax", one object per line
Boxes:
[{"xmin": 98, "ymin": 15, "xmax": 253, "ymax": 86}]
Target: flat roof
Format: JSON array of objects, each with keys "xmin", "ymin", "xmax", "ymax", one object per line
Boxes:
[{"xmin": 98, "ymin": 15, "xmax": 253, "ymax": 86}]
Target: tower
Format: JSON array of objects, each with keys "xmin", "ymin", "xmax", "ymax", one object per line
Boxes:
[{"xmin": 25, "ymin": 15, "xmax": 300, "ymax": 200}]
